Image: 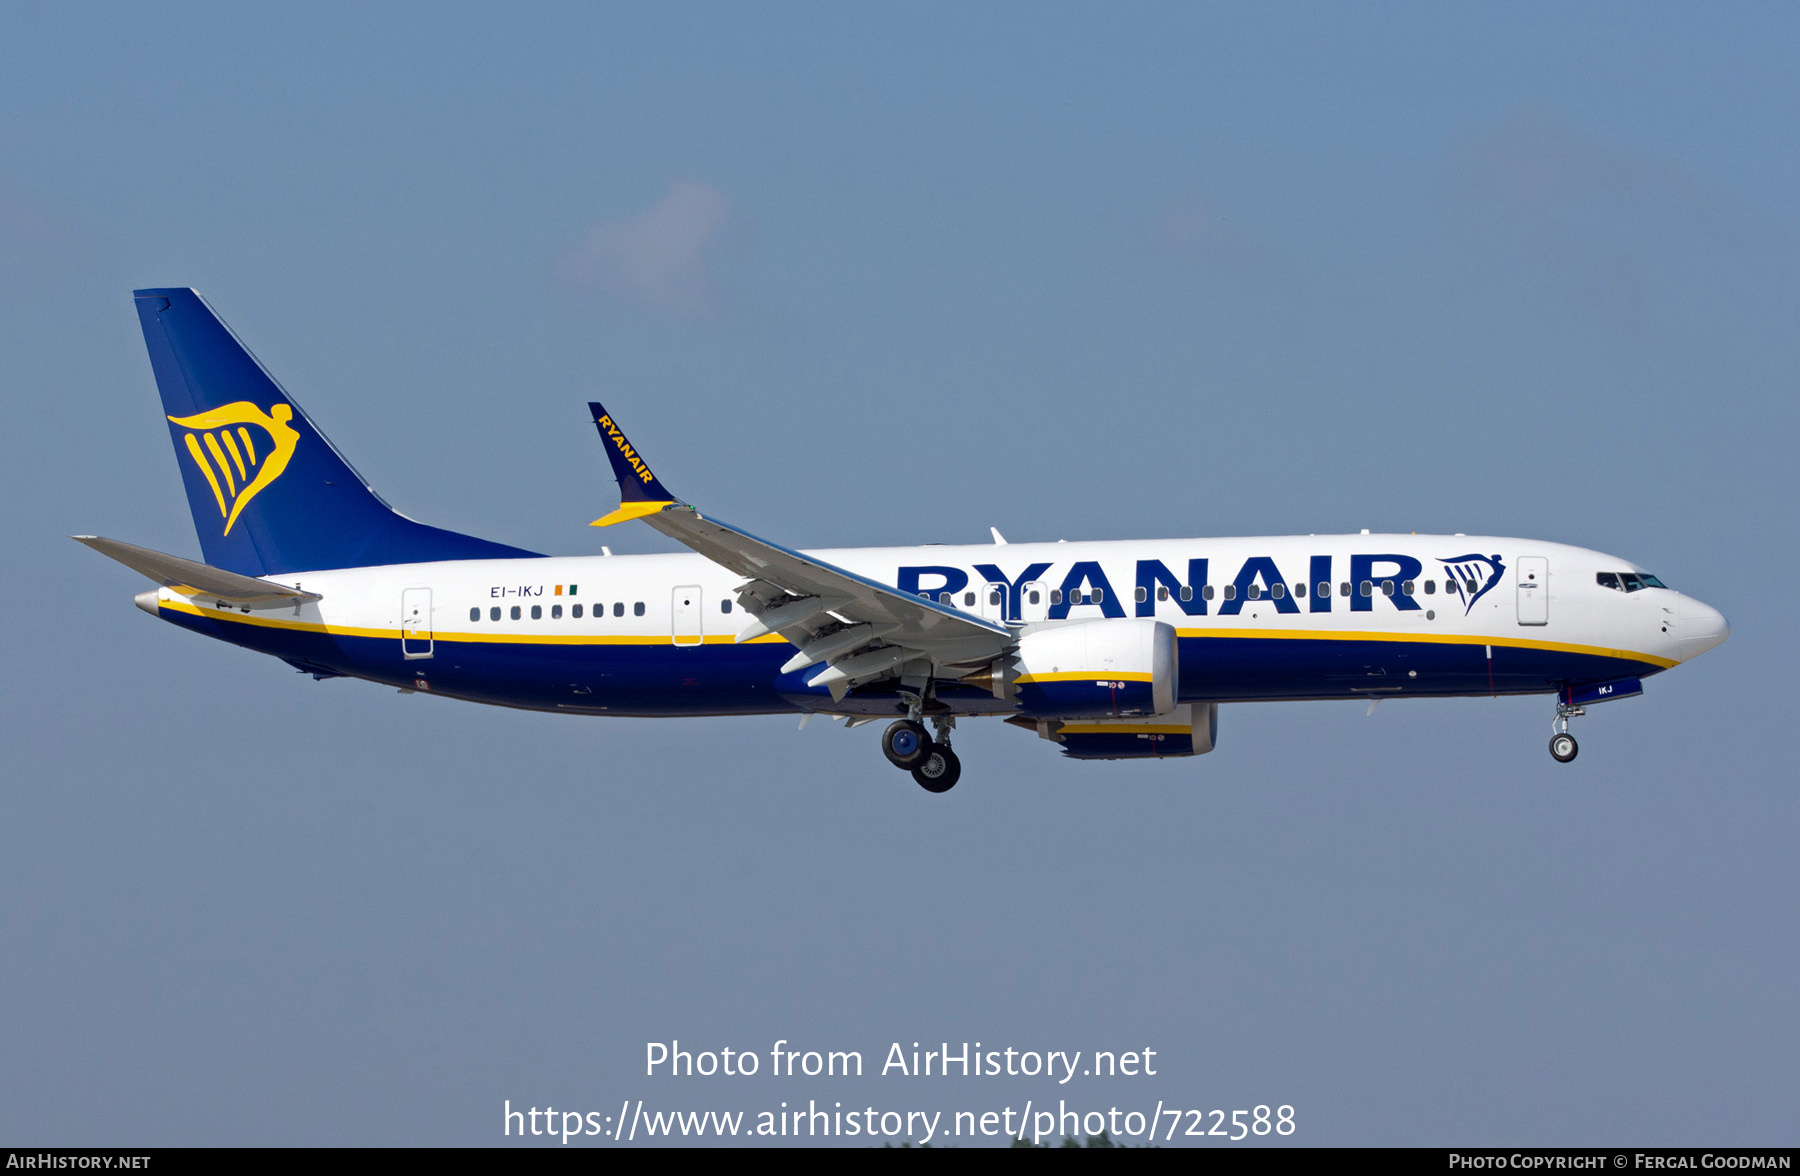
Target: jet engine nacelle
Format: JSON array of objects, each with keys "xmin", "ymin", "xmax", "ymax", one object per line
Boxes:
[
  {"xmin": 1011, "ymin": 618, "xmax": 1178, "ymax": 719},
  {"xmin": 1055, "ymin": 702, "xmax": 1219, "ymax": 759}
]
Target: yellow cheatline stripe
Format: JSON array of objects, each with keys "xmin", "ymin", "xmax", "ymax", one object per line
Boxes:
[
  {"xmin": 590, "ymin": 500, "xmax": 675, "ymax": 527},
  {"xmin": 1172, "ymin": 625, "xmax": 1676, "ymax": 669},
  {"xmin": 203, "ymin": 431, "xmax": 237, "ymax": 495},
  {"xmin": 152, "ymin": 600, "xmax": 1672, "ymax": 669},
  {"xmin": 157, "ymin": 598, "xmax": 790, "ymax": 645},
  {"xmin": 184, "ymin": 433, "xmax": 228, "ymax": 516},
  {"xmin": 1058, "ymin": 723, "xmax": 1191, "ymax": 735},
  {"xmin": 220, "ymin": 427, "xmax": 248, "ymax": 480},
  {"xmin": 1015, "ymin": 671, "xmax": 1155, "ymax": 685}
]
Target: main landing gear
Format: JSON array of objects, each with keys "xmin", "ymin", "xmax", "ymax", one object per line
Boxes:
[
  {"xmin": 882, "ymin": 714, "xmax": 962, "ymax": 793},
  {"xmin": 1549, "ymin": 701, "xmax": 1584, "ymax": 764}
]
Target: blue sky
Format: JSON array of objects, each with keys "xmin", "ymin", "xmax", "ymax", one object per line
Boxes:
[{"xmin": 3, "ymin": 3, "xmax": 1795, "ymax": 1145}]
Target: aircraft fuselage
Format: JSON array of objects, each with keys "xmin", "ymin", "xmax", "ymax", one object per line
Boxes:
[{"xmin": 147, "ymin": 532, "xmax": 1724, "ymax": 718}]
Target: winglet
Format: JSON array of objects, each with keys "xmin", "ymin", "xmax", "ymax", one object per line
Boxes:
[{"xmin": 587, "ymin": 401, "xmax": 679, "ymax": 526}]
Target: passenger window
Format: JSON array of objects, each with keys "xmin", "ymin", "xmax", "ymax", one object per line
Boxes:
[
  {"xmin": 1050, "ymin": 588, "xmax": 1063, "ymax": 605},
  {"xmin": 1223, "ymin": 584, "xmax": 1236, "ymax": 601},
  {"xmin": 721, "ymin": 599, "xmax": 732, "ymax": 613},
  {"xmin": 1180, "ymin": 585, "xmax": 1193, "ymax": 602},
  {"xmin": 1091, "ymin": 588, "xmax": 1105, "ymax": 603},
  {"xmin": 989, "ymin": 590, "xmax": 1002, "ymax": 606},
  {"xmin": 1028, "ymin": 590, "xmax": 1041, "ymax": 604},
  {"xmin": 551, "ymin": 604, "xmax": 562, "ymax": 619},
  {"xmin": 962, "ymin": 591, "xmax": 975, "ymax": 607},
  {"xmin": 511, "ymin": 605, "xmax": 522, "ymax": 620},
  {"xmin": 531, "ymin": 604, "xmax": 542, "ymax": 619},
  {"xmin": 469, "ymin": 607, "xmax": 480, "ymax": 622},
  {"xmin": 490, "ymin": 606, "xmax": 501, "ymax": 622},
  {"xmin": 1318, "ymin": 582, "xmax": 1330, "ymax": 598},
  {"xmin": 1359, "ymin": 581, "xmax": 1372, "ymax": 597},
  {"xmin": 572, "ymin": 604, "xmax": 583, "ymax": 618},
  {"xmin": 1203, "ymin": 585, "xmax": 1215, "ymax": 600},
  {"xmin": 1157, "ymin": 586, "xmax": 1168, "ymax": 602},
  {"xmin": 1294, "ymin": 582, "xmax": 1306, "ymax": 599},
  {"xmin": 1381, "ymin": 580, "xmax": 1394, "ymax": 597},
  {"xmin": 1247, "ymin": 584, "xmax": 1261, "ymax": 600},
  {"xmin": 1340, "ymin": 582, "xmax": 1351, "ymax": 596},
  {"xmin": 1401, "ymin": 580, "xmax": 1415, "ymax": 596},
  {"xmin": 613, "ymin": 602, "xmax": 624, "ymax": 617},
  {"xmin": 1424, "ymin": 580, "xmax": 1436, "ymax": 595},
  {"xmin": 634, "ymin": 601, "xmax": 645, "ymax": 616},
  {"xmin": 1272, "ymin": 583, "xmax": 1286, "ymax": 599},
  {"xmin": 939, "ymin": 592, "xmax": 951, "ymax": 604},
  {"xmin": 1136, "ymin": 587, "xmax": 1149, "ymax": 604}
]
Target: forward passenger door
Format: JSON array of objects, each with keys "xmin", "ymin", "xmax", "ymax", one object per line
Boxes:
[{"xmin": 1516, "ymin": 557, "xmax": 1548, "ymax": 625}]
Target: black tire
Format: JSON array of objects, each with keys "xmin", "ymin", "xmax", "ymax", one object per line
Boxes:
[
  {"xmin": 1549, "ymin": 732, "xmax": 1578, "ymax": 763},
  {"xmin": 882, "ymin": 719, "xmax": 933, "ymax": 770},
  {"xmin": 911, "ymin": 746, "xmax": 962, "ymax": 793}
]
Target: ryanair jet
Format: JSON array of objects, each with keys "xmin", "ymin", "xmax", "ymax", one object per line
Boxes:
[{"xmin": 78, "ymin": 289, "xmax": 1730, "ymax": 792}]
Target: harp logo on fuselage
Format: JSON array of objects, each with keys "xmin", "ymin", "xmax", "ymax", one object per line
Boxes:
[
  {"xmin": 167, "ymin": 401, "xmax": 301, "ymax": 535},
  {"xmin": 1438, "ymin": 553, "xmax": 1506, "ymax": 615}
]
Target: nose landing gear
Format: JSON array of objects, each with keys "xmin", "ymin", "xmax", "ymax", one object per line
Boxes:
[{"xmin": 1549, "ymin": 702, "xmax": 1584, "ymax": 763}]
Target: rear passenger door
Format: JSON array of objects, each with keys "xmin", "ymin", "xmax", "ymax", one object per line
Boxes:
[{"xmin": 401, "ymin": 587, "xmax": 434, "ymax": 658}]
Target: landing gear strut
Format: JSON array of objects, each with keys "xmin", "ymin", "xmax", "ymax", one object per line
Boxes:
[{"xmin": 1549, "ymin": 701, "xmax": 1584, "ymax": 763}]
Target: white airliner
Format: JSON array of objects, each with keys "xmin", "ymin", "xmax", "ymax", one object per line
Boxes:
[{"xmin": 78, "ymin": 289, "xmax": 1730, "ymax": 791}]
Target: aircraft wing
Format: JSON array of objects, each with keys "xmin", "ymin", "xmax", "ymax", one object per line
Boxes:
[
  {"xmin": 586, "ymin": 403, "xmax": 1012, "ymax": 696},
  {"xmin": 73, "ymin": 535, "xmax": 323, "ymax": 608}
]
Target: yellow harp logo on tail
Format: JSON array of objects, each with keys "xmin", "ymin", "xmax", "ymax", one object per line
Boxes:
[{"xmin": 167, "ymin": 401, "xmax": 302, "ymax": 535}]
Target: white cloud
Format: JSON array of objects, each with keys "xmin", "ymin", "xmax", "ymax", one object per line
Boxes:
[{"xmin": 558, "ymin": 181, "xmax": 733, "ymax": 315}]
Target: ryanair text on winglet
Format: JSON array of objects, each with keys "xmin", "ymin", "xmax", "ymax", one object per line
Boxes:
[{"xmin": 597, "ymin": 415, "xmax": 656, "ymax": 485}]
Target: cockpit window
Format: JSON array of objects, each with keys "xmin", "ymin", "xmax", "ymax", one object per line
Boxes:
[{"xmin": 1598, "ymin": 571, "xmax": 1668, "ymax": 593}]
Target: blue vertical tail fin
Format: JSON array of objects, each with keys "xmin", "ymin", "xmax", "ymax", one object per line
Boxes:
[{"xmin": 134, "ymin": 288, "xmax": 539, "ymax": 576}]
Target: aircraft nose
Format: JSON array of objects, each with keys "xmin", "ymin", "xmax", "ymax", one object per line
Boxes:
[{"xmin": 1677, "ymin": 597, "xmax": 1730, "ymax": 661}]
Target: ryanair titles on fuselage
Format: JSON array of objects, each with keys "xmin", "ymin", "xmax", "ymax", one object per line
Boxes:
[{"xmin": 895, "ymin": 550, "xmax": 1505, "ymax": 623}]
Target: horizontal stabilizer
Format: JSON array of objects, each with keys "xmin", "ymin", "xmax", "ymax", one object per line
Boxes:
[{"xmin": 73, "ymin": 535, "xmax": 322, "ymax": 609}]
